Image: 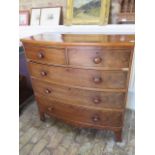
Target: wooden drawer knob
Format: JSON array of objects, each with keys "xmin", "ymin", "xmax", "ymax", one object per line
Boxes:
[
  {"xmin": 92, "ymin": 115, "xmax": 100, "ymax": 122},
  {"xmin": 37, "ymin": 52, "xmax": 44, "ymax": 59},
  {"xmin": 40, "ymin": 71, "xmax": 47, "ymax": 76},
  {"xmin": 47, "ymin": 106, "xmax": 54, "ymax": 111},
  {"xmin": 93, "ymin": 77, "xmax": 102, "ymax": 83},
  {"xmin": 93, "ymin": 97, "xmax": 101, "ymax": 104},
  {"xmin": 93, "ymin": 57, "xmax": 102, "ymax": 64},
  {"xmin": 45, "ymin": 89, "xmax": 51, "ymax": 94}
]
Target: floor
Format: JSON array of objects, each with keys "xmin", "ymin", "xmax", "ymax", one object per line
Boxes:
[{"xmin": 19, "ymin": 99, "xmax": 135, "ymax": 155}]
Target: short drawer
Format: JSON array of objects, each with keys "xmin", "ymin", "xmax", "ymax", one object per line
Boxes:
[
  {"xmin": 36, "ymin": 96, "xmax": 123, "ymax": 127},
  {"xmin": 68, "ymin": 47, "xmax": 131, "ymax": 68},
  {"xmin": 24, "ymin": 46, "xmax": 66, "ymax": 65},
  {"xmin": 32, "ymin": 79, "xmax": 125, "ymax": 109},
  {"xmin": 28, "ymin": 62, "xmax": 128, "ymax": 89}
]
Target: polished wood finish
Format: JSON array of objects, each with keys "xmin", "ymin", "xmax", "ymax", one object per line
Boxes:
[
  {"xmin": 28, "ymin": 62, "xmax": 128, "ymax": 89},
  {"xmin": 24, "ymin": 46, "xmax": 66, "ymax": 65},
  {"xmin": 32, "ymin": 78, "xmax": 126, "ymax": 109},
  {"xmin": 68, "ymin": 47, "xmax": 131, "ymax": 68},
  {"xmin": 36, "ymin": 96, "xmax": 123, "ymax": 127},
  {"xmin": 21, "ymin": 33, "xmax": 134, "ymax": 142},
  {"xmin": 21, "ymin": 34, "xmax": 134, "ymax": 47},
  {"xmin": 117, "ymin": 0, "xmax": 135, "ymax": 24},
  {"xmin": 117, "ymin": 13, "xmax": 135, "ymax": 24}
]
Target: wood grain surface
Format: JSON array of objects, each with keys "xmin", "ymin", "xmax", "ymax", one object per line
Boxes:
[{"xmin": 21, "ymin": 33, "xmax": 135, "ymax": 142}]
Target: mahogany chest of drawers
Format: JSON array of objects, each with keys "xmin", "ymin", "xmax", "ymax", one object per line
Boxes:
[{"xmin": 21, "ymin": 33, "xmax": 134, "ymax": 142}]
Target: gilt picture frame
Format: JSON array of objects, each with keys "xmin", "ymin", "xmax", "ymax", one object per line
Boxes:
[{"xmin": 65, "ymin": 0, "xmax": 110, "ymax": 25}]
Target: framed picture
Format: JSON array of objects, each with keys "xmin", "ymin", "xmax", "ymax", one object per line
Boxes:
[
  {"xmin": 40, "ymin": 7, "xmax": 61, "ymax": 26},
  {"xmin": 19, "ymin": 11, "xmax": 30, "ymax": 26},
  {"xmin": 65, "ymin": 0, "xmax": 110, "ymax": 25},
  {"xmin": 30, "ymin": 8, "xmax": 41, "ymax": 25}
]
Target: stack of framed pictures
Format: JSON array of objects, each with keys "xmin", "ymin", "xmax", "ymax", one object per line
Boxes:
[{"xmin": 30, "ymin": 7, "xmax": 62, "ymax": 26}]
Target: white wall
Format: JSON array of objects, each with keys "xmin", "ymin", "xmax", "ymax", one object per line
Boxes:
[{"xmin": 19, "ymin": 25, "xmax": 135, "ymax": 110}]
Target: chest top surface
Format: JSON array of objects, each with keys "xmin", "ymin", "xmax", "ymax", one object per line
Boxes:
[{"xmin": 21, "ymin": 33, "xmax": 135, "ymax": 47}]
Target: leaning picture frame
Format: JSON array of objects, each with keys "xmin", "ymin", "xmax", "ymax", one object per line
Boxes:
[
  {"xmin": 19, "ymin": 10, "xmax": 30, "ymax": 26},
  {"xmin": 65, "ymin": 0, "xmax": 110, "ymax": 25},
  {"xmin": 40, "ymin": 7, "xmax": 61, "ymax": 26},
  {"xmin": 30, "ymin": 8, "xmax": 41, "ymax": 25}
]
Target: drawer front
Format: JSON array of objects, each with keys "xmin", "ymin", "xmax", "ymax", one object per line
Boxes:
[
  {"xmin": 36, "ymin": 96, "xmax": 123, "ymax": 127},
  {"xmin": 32, "ymin": 79, "xmax": 125, "ymax": 109},
  {"xmin": 24, "ymin": 46, "xmax": 66, "ymax": 65},
  {"xmin": 68, "ymin": 47, "xmax": 131, "ymax": 68},
  {"xmin": 28, "ymin": 62, "xmax": 128, "ymax": 89}
]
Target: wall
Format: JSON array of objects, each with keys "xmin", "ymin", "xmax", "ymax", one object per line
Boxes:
[
  {"xmin": 19, "ymin": 0, "xmax": 122, "ymax": 24},
  {"xmin": 19, "ymin": 0, "xmax": 66, "ymax": 10}
]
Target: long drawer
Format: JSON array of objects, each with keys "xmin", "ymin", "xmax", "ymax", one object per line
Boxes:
[
  {"xmin": 28, "ymin": 62, "xmax": 128, "ymax": 89},
  {"xmin": 32, "ymin": 78, "xmax": 126, "ymax": 109},
  {"xmin": 36, "ymin": 96, "xmax": 123, "ymax": 127},
  {"xmin": 68, "ymin": 47, "xmax": 131, "ymax": 68},
  {"xmin": 24, "ymin": 46, "xmax": 66, "ymax": 65}
]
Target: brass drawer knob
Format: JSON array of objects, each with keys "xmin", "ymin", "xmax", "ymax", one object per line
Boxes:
[
  {"xmin": 37, "ymin": 52, "xmax": 44, "ymax": 59},
  {"xmin": 93, "ymin": 57, "xmax": 102, "ymax": 64},
  {"xmin": 93, "ymin": 77, "xmax": 102, "ymax": 83},
  {"xmin": 40, "ymin": 71, "xmax": 47, "ymax": 76},
  {"xmin": 93, "ymin": 97, "xmax": 101, "ymax": 104},
  {"xmin": 45, "ymin": 89, "xmax": 51, "ymax": 94},
  {"xmin": 47, "ymin": 106, "xmax": 54, "ymax": 111},
  {"xmin": 92, "ymin": 115, "xmax": 100, "ymax": 122}
]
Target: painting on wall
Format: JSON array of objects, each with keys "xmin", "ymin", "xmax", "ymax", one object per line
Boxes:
[
  {"xmin": 65, "ymin": 0, "xmax": 110, "ymax": 25},
  {"xmin": 73, "ymin": 0, "xmax": 101, "ymax": 19}
]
